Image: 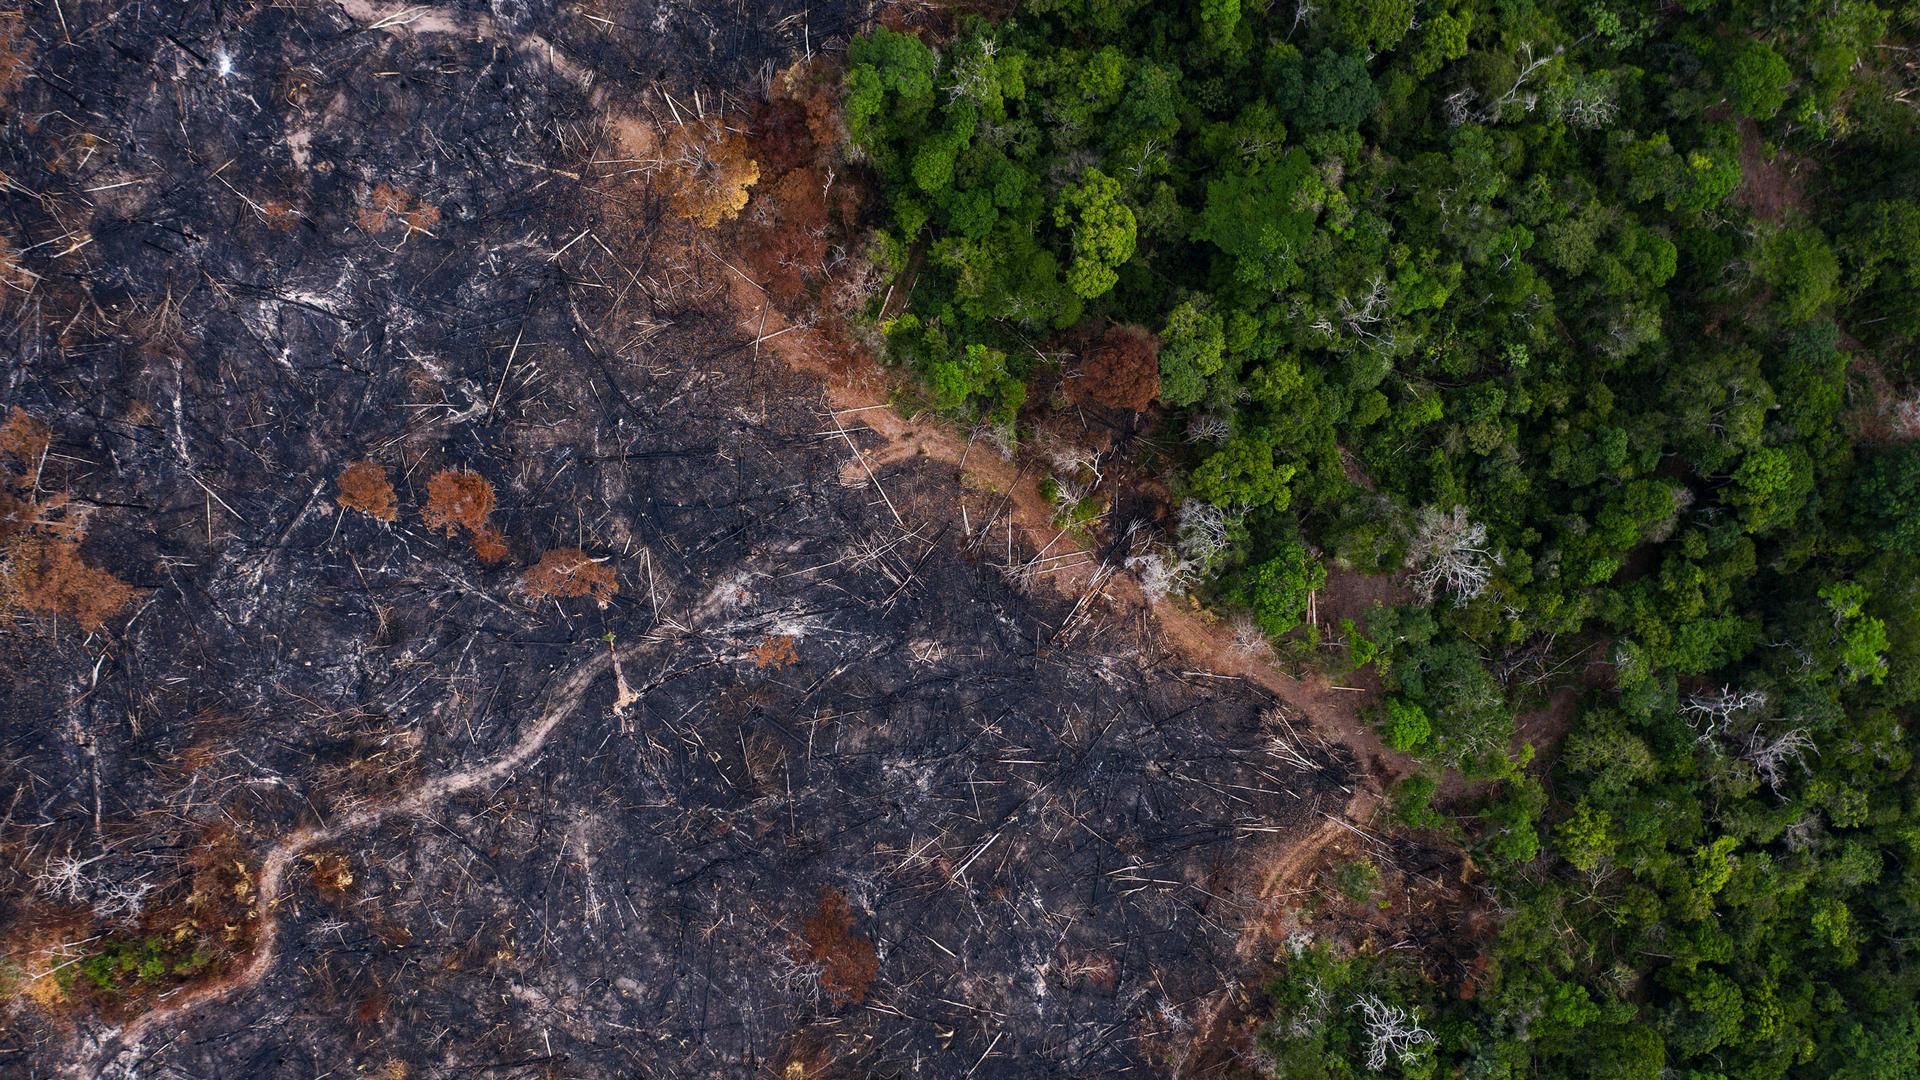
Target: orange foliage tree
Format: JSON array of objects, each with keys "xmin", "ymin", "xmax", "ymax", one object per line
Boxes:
[
  {"xmin": 421, "ymin": 468, "xmax": 507, "ymax": 562},
  {"xmin": 335, "ymin": 461, "xmax": 397, "ymax": 521},
  {"xmin": 1074, "ymin": 325, "xmax": 1161, "ymax": 412},
  {"xmin": 521, "ymin": 548, "xmax": 619, "ymax": 607},
  {"xmin": 0, "ymin": 408, "xmax": 138, "ymax": 632},
  {"xmin": 663, "ymin": 119, "xmax": 760, "ymax": 228}
]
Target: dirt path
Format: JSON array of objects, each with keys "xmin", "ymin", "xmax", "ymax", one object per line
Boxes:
[
  {"xmin": 73, "ymin": 236, "xmax": 1388, "ymax": 1080},
  {"xmin": 707, "ymin": 257, "xmax": 1403, "ymax": 990},
  {"xmin": 75, "ymin": 276, "xmax": 1389, "ymax": 1076},
  {"xmin": 76, "ymin": 636, "xmax": 673, "ymax": 1078},
  {"xmin": 713, "ymin": 267, "xmax": 1395, "ymax": 774}
]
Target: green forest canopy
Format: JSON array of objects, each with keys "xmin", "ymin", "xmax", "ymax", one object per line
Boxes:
[{"xmin": 843, "ymin": 0, "xmax": 1920, "ymax": 1076}]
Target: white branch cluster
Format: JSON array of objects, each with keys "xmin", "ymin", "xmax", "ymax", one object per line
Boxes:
[
  {"xmin": 944, "ymin": 36, "xmax": 1000, "ymax": 106},
  {"xmin": 1444, "ymin": 43, "xmax": 1561, "ymax": 126},
  {"xmin": 1679, "ymin": 686, "xmax": 1768, "ymax": 743},
  {"xmin": 33, "ymin": 853, "xmax": 101, "ymax": 905},
  {"xmin": 1739, "ymin": 725, "xmax": 1817, "ymax": 793},
  {"xmin": 1407, "ymin": 506, "xmax": 1498, "ymax": 603},
  {"xmin": 1351, "ymin": 993, "xmax": 1437, "ymax": 1071},
  {"xmin": 1560, "ymin": 89, "xmax": 1619, "ymax": 129},
  {"xmin": 1333, "ymin": 274, "xmax": 1402, "ymax": 355},
  {"xmin": 1046, "ymin": 444, "xmax": 1105, "ymax": 505},
  {"xmin": 1176, "ymin": 499, "xmax": 1235, "ymax": 566},
  {"xmin": 1127, "ymin": 500, "xmax": 1242, "ymax": 601},
  {"xmin": 770, "ymin": 948, "xmax": 827, "ymax": 1007},
  {"xmin": 1896, "ymin": 390, "xmax": 1920, "ymax": 437},
  {"xmin": 1185, "ymin": 412, "xmax": 1231, "ymax": 443},
  {"xmin": 32, "ymin": 852, "xmax": 154, "ymax": 921},
  {"xmin": 1228, "ymin": 611, "xmax": 1267, "ymax": 654},
  {"xmin": 1129, "ymin": 550, "xmax": 1183, "ymax": 602}
]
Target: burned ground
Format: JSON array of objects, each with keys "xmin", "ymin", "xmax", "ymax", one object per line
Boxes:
[{"xmin": 0, "ymin": 2, "xmax": 1352, "ymax": 1077}]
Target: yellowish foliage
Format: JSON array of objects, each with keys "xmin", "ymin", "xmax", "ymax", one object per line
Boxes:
[{"xmin": 664, "ymin": 120, "xmax": 760, "ymax": 227}]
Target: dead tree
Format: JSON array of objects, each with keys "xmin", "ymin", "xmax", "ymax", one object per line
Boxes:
[
  {"xmin": 1125, "ymin": 499, "xmax": 1242, "ymax": 601},
  {"xmin": 1740, "ymin": 725, "xmax": 1816, "ymax": 793},
  {"xmin": 1351, "ymin": 993, "xmax": 1437, "ymax": 1071},
  {"xmin": 1678, "ymin": 686, "xmax": 1767, "ymax": 743},
  {"xmin": 1407, "ymin": 506, "xmax": 1498, "ymax": 603}
]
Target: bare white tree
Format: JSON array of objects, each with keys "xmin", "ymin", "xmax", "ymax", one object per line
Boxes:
[
  {"xmin": 1045, "ymin": 443, "xmax": 1105, "ymax": 505},
  {"xmin": 31, "ymin": 851, "xmax": 152, "ymax": 921},
  {"xmin": 1560, "ymin": 89, "xmax": 1619, "ymax": 129},
  {"xmin": 1740, "ymin": 725, "xmax": 1817, "ymax": 793},
  {"xmin": 1491, "ymin": 43, "xmax": 1559, "ymax": 116},
  {"xmin": 827, "ymin": 246, "xmax": 888, "ymax": 316},
  {"xmin": 1126, "ymin": 500, "xmax": 1247, "ymax": 601},
  {"xmin": 944, "ymin": 36, "xmax": 1001, "ymax": 106},
  {"xmin": 95, "ymin": 879, "xmax": 155, "ymax": 921},
  {"xmin": 1407, "ymin": 506, "xmax": 1498, "ymax": 603},
  {"xmin": 1228, "ymin": 611, "xmax": 1268, "ymax": 655},
  {"xmin": 1185, "ymin": 412, "xmax": 1232, "ymax": 443},
  {"xmin": 1176, "ymin": 499, "xmax": 1237, "ymax": 569},
  {"xmin": 1444, "ymin": 88, "xmax": 1481, "ymax": 127},
  {"xmin": 1286, "ymin": 979, "xmax": 1331, "ymax": 1039},
  {"xmin": 769, "ymin": 948, "xmax": 826, "ymax": 1007},
  {"xmin": 1288, "ymin": 0, "xmax": 1316, "ymax": 40},
  {"xmin": 1783, "ymin": 812, "xmax": 1823, "ymax": 852},
  {"xmin": 1895, "ymin": 389, "xmax": 1920, "ymax": 438},
  {"xmin": 1679, "ymin": 686, "xmax": 1768, "ymax": 743},
  {"xmin": 1337, "ymin": 274, "xmax": 1390, "ymax": 327},
  {"xmin": 1351, "ymin": 993, "xmax": 1437, "ymax": 1071},
  {"xmin": 1129, "ymin": 549, "xmax": 1185, "ymax": 602},
  {"xmin": 1445, "ymin": 43, "xmax": 1562, "ymax": 126},
  {"xmin": 32, "ymin": 852, "xmax": 104, "ymax": 906},
  {"xmin": 309, "ymin": 916, "xmax": 352, "ymax": 943}
]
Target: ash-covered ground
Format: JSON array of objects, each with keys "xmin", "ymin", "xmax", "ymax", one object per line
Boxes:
[{"xmin": 0, "ymin": 2, "xmax": 1352, "ymax": 1076}]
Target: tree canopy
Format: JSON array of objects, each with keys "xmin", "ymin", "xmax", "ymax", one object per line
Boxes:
[{"xmin": 842, "ymin": 1, "xmax": 1920, "ymax": 1074}]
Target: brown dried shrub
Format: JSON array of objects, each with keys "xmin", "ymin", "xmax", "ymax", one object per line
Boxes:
[
  {"xmin": 0, "ymin": 232, "xmax": 34, "ymax": 292},
  {"xmin": 1073, "ymin": 325, "xmax": 1161, "ymax": 412},
  {"xmin": 0, "ymin": 404, "xmax": 49, "ymax": 467},
  {"xmin": 794, "ymin": 888, "xmax": 877, "ymax": 1005},
  {"xmin": 353, "ymin": 986, "xmax": 389, "ymax": 1030},
  {"xmin": 521, "ymin": 548, "xmax": 619, "ymax": 606},
  {"xmin": 259, "ymin": 199, "xmax": 300, "ymax": 232},
  {"xmin": 335, "ymin": 460, "xmax": 397, "ymax": 521},
  {"xmin": 355, "ymin": 183, "xmax": 439, "ymax": 235},
  {"xmin": 1, "ymin": 533, "xmax": 139, "ymax": 632},
  {"xmin": 663, "ymin": 119, "xmax": 760, "ymax": 228},
  {"xmin": 421, "ymin": 468, "xmax": 507, "ymax": 562},
  {"xmin": 0, "ymin": 408, "xmax": 138, "ymax": 632},
  {"xmin": 0, "ymin": 8, "xmax": 33, "ymax": 108},
  {"xmin": 307, "ymin": 852, "xmax": 354, "ymax": 901},
  {"xmin": 743, "ymin": 167, "xmax": 833, "ymax": 306},
  {"xmin": 751, "ymin": 634, "xmax": 799, "ymax": 669}
]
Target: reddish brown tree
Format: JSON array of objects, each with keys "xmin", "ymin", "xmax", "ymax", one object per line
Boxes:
[
  {"xmin": 335, "ymin": 461, "xmax": 397, "ymax": 521},
  {"xmin": 521, "ymin": 548, "xmax": 619, "ymax": 607},
  {"xmin": 0, "ymin": 408, "xmax": 138, "ymax": 632},
  {"xmin": 421, "ymin": 468, "xmax": 508, "ymax": 562},
  {"xmin": 794, "ymin": 888, "xmax": 878, "ymax": 1004},
  {"xmin": 1074, "ymin": 325, "xmax": 1161, "ymax": 412}
]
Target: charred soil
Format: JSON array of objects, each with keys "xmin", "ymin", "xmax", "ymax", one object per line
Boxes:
[{"xmin": 0, "ymin": 3, "xmax": 1383, "ymax": 1078}]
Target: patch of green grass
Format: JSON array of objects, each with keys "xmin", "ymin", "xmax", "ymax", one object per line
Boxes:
[{"xmin": 60, "ymin": 935, "xmax": 211, "ymax": 997}]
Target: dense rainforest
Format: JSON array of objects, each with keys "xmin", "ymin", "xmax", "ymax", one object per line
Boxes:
[{"xmin": 839, "ymin": 0, "xmax": 1920, "ymax": 1076}]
